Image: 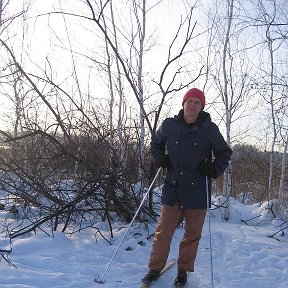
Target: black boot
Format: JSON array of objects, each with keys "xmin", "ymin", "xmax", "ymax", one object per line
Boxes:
[
  {"xmin": 142, "ymin": 269, "xmax": 161, "ymax": 285},
  {"xmin": 175, "ymin": 270, "xmax": 188, "ymax": 287}
]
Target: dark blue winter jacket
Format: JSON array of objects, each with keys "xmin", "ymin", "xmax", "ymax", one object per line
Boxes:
[{"xmin": 150, "ymin": 109, "xmax": 232, "ymax": 209}]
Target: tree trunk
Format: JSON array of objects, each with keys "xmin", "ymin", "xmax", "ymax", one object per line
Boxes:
[
  {"xmin": 221, "ymin": 0, "xmax": 234, "ymax": 221},
  {"xmin": 278, "ymin": 131, "xmax": 288, "ymax": 199},
  {"xmin": 135, "ymin": 0, "xmax": 146, "ymax": 184},
  {"xmin": 0, "ymin": 0, "xmax": 3, "ymax": 30},
  {"xmin": 266, "ymin": 25, "xmax": 276, "ymax": 203}
]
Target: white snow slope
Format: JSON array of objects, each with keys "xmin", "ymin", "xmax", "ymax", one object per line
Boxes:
[{"xmin": 0, "ymin": 198, "xmax": 287, "ymax": 288}]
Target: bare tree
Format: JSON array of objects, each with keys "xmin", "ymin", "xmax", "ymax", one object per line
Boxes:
[
  {"xmin": 0, "ymin": 0, "xmax": 3, "ymax": 30},
  {"xmin": 278, "ymin": 130, "xmax": 287, "ymax": 200},
  {"xmin": 124, "ymin": 0, "xmax": 148, "ymax": 181},
  {"xmin": 266, "ymin": 10, "xmax": 277, "ymax": 202},
  {"xmin": 220, "ymin": 0, "xmax": 234, "ymax": 220},
  {"xmin": 251, "ymin": 0, "xmax": 288, "ymax": 203},
  {"xmin": 207, "ymin": 0, "xmax": 255, "ymax": 220}
]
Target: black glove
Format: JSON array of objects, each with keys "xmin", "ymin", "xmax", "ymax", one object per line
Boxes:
[
  {"xmin": 198, "ymin": 159, "xmax": 217, "ymax": 179},
  {"xmin": 156, "ymin": 154, "xmax": 171, "ymax": 168}
]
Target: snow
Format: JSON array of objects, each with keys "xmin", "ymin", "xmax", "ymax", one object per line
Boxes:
[{"xmin": 0, "ymin": 197, "xmax": 288, "ymax": 288}]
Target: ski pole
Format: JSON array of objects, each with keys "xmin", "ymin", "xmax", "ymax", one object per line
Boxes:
[
  {"xmin": 205, "ymin": 174, "xmax": 214, "ymax": 288},
  {"xmin": 95, "ymin": 167, "xmax": 162, "ymax": 284}
]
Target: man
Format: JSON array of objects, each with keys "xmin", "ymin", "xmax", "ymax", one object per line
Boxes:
[{"xmin": 142, "ymin": 88, "xmax": 232, "ymax": 287}]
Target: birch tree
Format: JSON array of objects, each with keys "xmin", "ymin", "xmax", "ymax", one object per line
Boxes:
[
  {"xmin": 278, "ymin": 130, "xmax": 287, "ymax": 200},
  {"xmin": 134, "ymin": 0, "xmax": 146, "ymax": 182},
  {"xmin": 108, "ymin": 0, "xmax": 126, "ymax": 163},
  {"xmin": 0, "ymin": 0, "xmax": 28, "ymax": 135},
  {"xmin": 0, "ymin": 0, "xmax": 3, "ymax": 29},
  {"xmin": 220, "ymin": 0, "xmax": 234, "ymax": 220},
  {"xmin": 266, "ymin": 14, "xmax": 277, "ymax": 202},
  {"xmin": 205, "ymin": 0, "xmax": 272, "ymax": 220},
  {"xmin": 208, "ymin": 0, "xmax": 254, "ymax": 220},
  {"xmin": 252, "ymin": 0, "xmax": 288, "ymax": 203}
]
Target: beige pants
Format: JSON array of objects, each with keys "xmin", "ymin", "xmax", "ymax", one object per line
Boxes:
[{"xmin": 148, "ymin": 205, "xmax": 207, "ymax": 272}]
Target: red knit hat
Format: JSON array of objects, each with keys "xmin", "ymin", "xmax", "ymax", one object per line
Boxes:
[{"xmin": 182, "ymin": 88, "xmax": 205, "ymax": 110}]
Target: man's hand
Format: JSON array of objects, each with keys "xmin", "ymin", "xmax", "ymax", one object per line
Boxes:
[
  {"xmin": 198, "ymin": 159, "xmax": 217, "ymax": 179},
  {"xmin": 156, "ymin": 154, "xmax": 171, "ymax": 168}
]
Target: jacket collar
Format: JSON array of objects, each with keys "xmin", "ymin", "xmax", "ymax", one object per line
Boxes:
[{"xmin": 174, "ymin": 109, "xmax": 211, "ymax": 128}]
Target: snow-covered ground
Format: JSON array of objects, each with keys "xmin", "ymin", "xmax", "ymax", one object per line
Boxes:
[{"xmin": 0, "ymin": 198, "xmax": 287, "ymax": 288}]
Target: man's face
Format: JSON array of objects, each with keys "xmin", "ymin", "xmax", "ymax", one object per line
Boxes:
[{"xmin": 183, "ymin": 97, "xmax": 202, "ymax": 122}]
